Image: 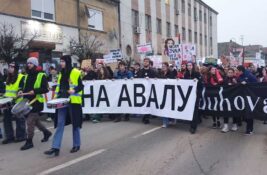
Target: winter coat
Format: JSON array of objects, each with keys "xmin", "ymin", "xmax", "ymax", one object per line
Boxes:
[{"xmin": 237, "ymin": 70, "xmax": 257, "ymax": 83}]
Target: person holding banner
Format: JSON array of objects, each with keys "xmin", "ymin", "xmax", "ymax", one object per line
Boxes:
[
  {"xmin": 236, "ymin": 65, "xmax": 257, "ymax": 135},
  {"xmin": 140, "ymin": 58, "xmax": 157, "ymax": 124},
  {"xmin": 113, "ymin": 61, "xmax": 133, "ymax": 122},
  {"xmin": 221, "ymin": 68, "xmax": 240, "ymax": 133},
  {"xmin": 44, "ymin": 55, "xmax": 84, "ymax": 156},
  {"xmin": 133, "ymin": 62, "xmax": 142, "ymax": 78},
  {"xmin": 206, "ymin": 66, "xmax": 224, "ymax": 129},
  {"xmin": 20, "ymin": 57, "xmax": 52, "ymax": 151},
  {"xmin": 184, "ymin": 62, "xmax": 203, "ymax": 134},
  {"xmin": 159, "ymin": 62, "xmax": 176, "ymax": 128},
  {"xmin": 2, "ymin": 62, "xmax": 26, "ymax": 144}
]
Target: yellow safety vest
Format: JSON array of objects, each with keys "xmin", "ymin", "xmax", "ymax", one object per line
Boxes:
[
  {"xmin": 4, "ymin": 74, "xmax": 24, "ymax": 103},
  {"xmin": 55, "ymin": 68, "xmax": 82, "ymax": 104},
  {"xmin": 24, "ymin": 73, "xmax": 46, "ymax": 103}
]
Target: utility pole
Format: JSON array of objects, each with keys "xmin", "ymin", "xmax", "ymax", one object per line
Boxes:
[{"xmin": 240, "ymin": 35, "xmax": 245, "ymax": 65}]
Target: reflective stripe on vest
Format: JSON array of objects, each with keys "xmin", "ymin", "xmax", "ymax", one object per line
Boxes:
[
  {"xmin": 55, "ymin": 68, "xmax": 82, "ymax": 104},
  {"xmin": 24, "ymin": 73, "xmax": 46, "ymax": 103},
  {"xmin": 4, "ymin": 74, "xmax": 24, "ymax": 103}
]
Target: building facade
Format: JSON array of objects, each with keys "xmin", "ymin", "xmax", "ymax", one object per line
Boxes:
[
  {"xmin": 0, "ymin": 0, "xmax": 120, "ymax": 67},
  {"xmin": 120, "ymin": 0, "xmax": 218, "ymax": 62}
]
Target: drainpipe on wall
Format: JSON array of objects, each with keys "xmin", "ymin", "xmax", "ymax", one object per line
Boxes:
[
  {"xmin": 77, "ymin": 0, "xmax": 81, "ymax": 43},
  {"xmin": 117, "ymin": 0, "xmax": 122, "ymax": 50}
]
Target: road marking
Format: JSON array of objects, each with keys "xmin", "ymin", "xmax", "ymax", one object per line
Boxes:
[
  {"xmin": 132, "ymin": 126, "xmax": 162, "ymax": 138},
  {"xmin": 38, "ymin": 149, "xmax": 106, "ymax": 175}
]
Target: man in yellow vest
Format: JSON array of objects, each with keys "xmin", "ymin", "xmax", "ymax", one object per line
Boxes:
[
  {"xmin": 44, "ymin": 55, "xmax": 84, "ymax": 157},
  {"xmin": 19, "ymin": 57, "xmax": 52, "ymax": 151},
  {"xmin": 2, "ymin": 62, "xmax": 26, "ymax": 144}
]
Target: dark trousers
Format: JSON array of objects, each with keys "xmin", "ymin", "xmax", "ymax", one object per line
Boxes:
[
  {"xmin": 190, "ymin": 99, "xmax": 199, "ymax": 130},
  {"xmin": 3, "ymin": 109, "xmax": 26, "ymax": 140},
  {"xmin": 212, "ymin": 116, "xmax": 220, "ymax": 122},
  {"xmin": 26, "ymin": 113, "xmax": 49, "ymax": 139},
  {"xmin": 223, "ymin": 116, "xmax": 241, "ymax": 124},
  {"xmin": 246, "ymin": 118, "xmax": 254, "ymax": 132}
]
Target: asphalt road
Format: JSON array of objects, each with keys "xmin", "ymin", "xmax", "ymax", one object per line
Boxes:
[{"xmin": 1, "ymin": 116, "xmax": 267, "ymax": 175}]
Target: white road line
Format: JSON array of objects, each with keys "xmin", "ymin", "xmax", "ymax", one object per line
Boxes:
[
  {"xmin": 38, "ymin": 149, "xmax": 106, "ymax": 175},
  {"xmin": 132, "ymin": 126, "xmax": 162, "ymax": 138}
]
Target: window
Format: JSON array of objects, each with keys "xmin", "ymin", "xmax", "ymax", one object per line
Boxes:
[
  {"xmin": 175, "ymin": 25, "xmax": 179, "ymax": 36},
  {"xmin": 210, "ymin": 37, "xmax": 213, "ymax": 54},
  {"xmin": 210, "ymin": 16, "xmax": 212, "ymax": 26},
  {"xmin": 157, "ymin": 18, "xmax": 162, "ymax": 34},
  {"xmin": 188, "ymin": 3, "xmax": 191, "ymax": 16},
  {"xmin": 188, "ymin": 29, "xmax": 192, "ymax": 42},
  {"xmin": 194, "ymin": 7, "xmax": 197, "ymax": 21},
  {"xmin": 174, "ymin": 0, "xmax": 178, "ymax": 10},
  {"xmin": 167, "ymin": 22, "xmax": 171, "ymax": 37},
  {"xmin": 145, "ymin": 15, "xmax": 151, "ymax": 31},
  {"xmin": 204, "ymin": 13, "xmax": 207, "ymax": 23},
  {"xmin": 182, "ymin": 0, "xmax": 185, "ymax": 13},
  {"xmin": 31, "ymin": 0, "xmax": 55, "ymax": 21},
  {"xmin": 204, "ymin": 35, "xmax": 207, "ymax": 46},
  {"xmin": 182, "ymin": 27, "xmax": 186, "ymax": 41},
  {"xmin": 88, "ymin": 8, "xmax": 103, "ymax": 31},
  {"xmin": 199, "ymin": 10, "xmax": 202, "ymax": 21},
  {"xmin": 210, "ymin": 37, "xmax": 213, "ymax": 47},
  {"xmin": 194, "ymin": 32, "xmax": 197, "ymax": 43},
  {"xmin": 132, "ymin": 10, "xmax": 139, "ymax": 27},
  {"xmin": 200, "ymin": 33, "xmax": 203, "ymax": 45}
]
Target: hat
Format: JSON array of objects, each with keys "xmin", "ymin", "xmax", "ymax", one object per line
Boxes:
[
  {"xmin": 9, "ymin": 61, "xmax": 19, "ymax": 70},
  {"xmin": 27, "ymin": 57, "xmax": 39, "ymax": 67}
]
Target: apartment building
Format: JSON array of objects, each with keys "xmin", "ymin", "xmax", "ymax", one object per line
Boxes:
[
  {"xmin": 0, "ymin": 0, "xmax": 120, "ymax": 65},
  {"xmin": 120, "ymin": 0, "xmax": 218, "ymax": 62}
]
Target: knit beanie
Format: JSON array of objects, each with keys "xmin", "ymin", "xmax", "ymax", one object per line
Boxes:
[{"xmin": 27, "ymin": 57, "xmax": 39, "ymax": 67}]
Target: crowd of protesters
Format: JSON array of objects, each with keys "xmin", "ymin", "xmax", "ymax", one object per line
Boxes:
[
  {"xmin": 79, "ymin": 58, "xmax": 266, "ymax": 135},
  {"xmin": 0, "ymin": 56, "xmax": 267, "ymax": 157}
]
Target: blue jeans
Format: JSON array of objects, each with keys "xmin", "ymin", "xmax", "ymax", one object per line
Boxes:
[
  {"xmin": 3, "ymin": 109, "xmax": 26, "ymax": 139},
  {"xmin": 162, "ymin": 118, "xmax": 169, "ymax": 126},
  {"xmin": 52, "ymin": 107, "xmax": 81, "ymax": 149}
]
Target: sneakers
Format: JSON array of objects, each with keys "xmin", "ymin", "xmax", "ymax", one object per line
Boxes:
[
  {"xmin": 231, "ymin": 124, "xmax": 238, "ymax": 131},
  {"xmin": 245, "ymin": 131, "xmax": 253, "ymax": 135},
  {"xmin": 92, "ymin": 119, "xmax": 100, "ymax": 123},
  {"xmin": 162, "ymin": 124, "xmax": 167, "ymax": 128},
  {"xmin": 221, "ymin": 124, "xmax": 229, "ymax": 133}
]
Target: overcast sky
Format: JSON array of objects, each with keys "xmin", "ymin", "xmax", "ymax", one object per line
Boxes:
[{"xmin": 202, "ymin": 0, "xmax": 267, "ymax": 46}]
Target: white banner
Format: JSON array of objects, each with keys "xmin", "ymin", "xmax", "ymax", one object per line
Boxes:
[{"xmin": 43, "ymin": 79, "xmax": 198, "ymax": 121}]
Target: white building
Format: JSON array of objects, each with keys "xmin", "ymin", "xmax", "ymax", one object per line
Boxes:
[{"xmin": 120, "ymin": 0, "xmax": 218, "ymax": 62}]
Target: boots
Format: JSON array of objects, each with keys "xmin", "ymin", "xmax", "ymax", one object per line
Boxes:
[
  {"xmin": 20, "ymin": 139, "xmax": 33, "ymax": 151},
  {"xmin": 114, "ymin": 116, "xmax": 121, "ymax": 122},
  {"xmin": 44, "ymin": 148, "xmax": 60, "ymax": 156},
  {"xmin": 70, "ymin": 146, "xmax": 80, "ymax": 153},
  {"xmin": 41, "ymin": 130, "xmax": 52, "ymax": 142}
]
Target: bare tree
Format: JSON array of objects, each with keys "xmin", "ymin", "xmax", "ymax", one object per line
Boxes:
[
  {"xmin": 69, "ymin": 33, "xmax": 105, "ymax": 62},
  {"xmin": 0, "ymin": 23, "xmax": 38, "ymax": 63}
]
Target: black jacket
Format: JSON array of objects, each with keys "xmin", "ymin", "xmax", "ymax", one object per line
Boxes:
[
  {"xmin": 139, "ymin": 68, "xmax": 157, "ymax": 78},
  {"xmin": 83, "ymin": 70, "xmax": 97, "ymax": 80},
  {"xmin": 23, "ymin": 72, "xmax": 49, "ymax": 113}
]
